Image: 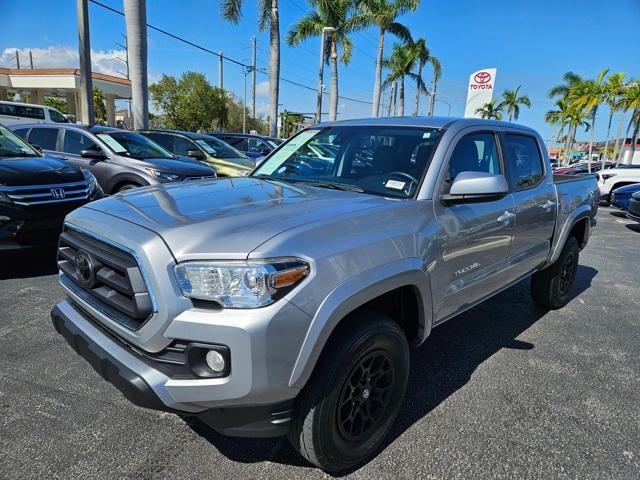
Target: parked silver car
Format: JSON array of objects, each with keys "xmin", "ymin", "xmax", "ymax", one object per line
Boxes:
[
  {"xmin": 51, "ymin": 117, "xmax": 598, "ymax": 472},
  {"xmin": 11, "ymin": 124, "xmax": 216, "ymax": 193}
]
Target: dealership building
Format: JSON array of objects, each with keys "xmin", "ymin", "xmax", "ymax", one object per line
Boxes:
[{"xmin": 0, "ymin": 67, "xmax": 131, "ymax": 126}]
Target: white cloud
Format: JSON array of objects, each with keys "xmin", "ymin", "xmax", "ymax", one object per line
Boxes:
[
  {"xmin": 255, "ymin": 101, "xmax": 269, "ymax": 115},
  {"xmin": 1, "ymin": 46, "xmax": 130, "ymax": 79},
  {"xmin": 255, "ymin": 80, "xmax": 269, "ymax": 97}
]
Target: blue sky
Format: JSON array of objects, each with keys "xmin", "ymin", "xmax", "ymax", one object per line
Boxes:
[{"xmin": 2, "ymin": 0, "xmax": 639, "ymax": 142}]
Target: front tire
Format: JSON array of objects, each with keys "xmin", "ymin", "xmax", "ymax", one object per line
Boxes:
[
  {"xmin": 531, "ymin": 236, "xmax": 579, "ymax": 309},
  {"xmin": 116, "ymin": 183, "xmax": 140, "ymax": 193},
  {"xmin": 288, "ymin": 312, "xmax": 409, "ymax": 473}
]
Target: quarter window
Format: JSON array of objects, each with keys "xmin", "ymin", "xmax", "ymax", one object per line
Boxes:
[
  {"xmin": 28, "ymin": 128, "xmax": 59, "ymax": 150},
  {"xmin": 448, "ymin": 133, "xmax": 501, "ymax": 180},
  {"xmin": 504, "ymin": 134, "xmax": 544, "ymax": 190}
]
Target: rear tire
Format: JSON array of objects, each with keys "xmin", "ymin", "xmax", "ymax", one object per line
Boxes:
[
  {"xmin": 116, "ymin": 183, "xmax": 140, "ymax": 193},
  {"xmin": 287, "ymin": 312, "xmax": 409, "ymax": 473},
  {"xmin": 531, "ymin": 236, "xmax": 579, "ymax": 309}
]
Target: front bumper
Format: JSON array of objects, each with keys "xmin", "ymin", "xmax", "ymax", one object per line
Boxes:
[{"xmin": 51, "ymin": 301, "xmax": 295, "ymax": 437}]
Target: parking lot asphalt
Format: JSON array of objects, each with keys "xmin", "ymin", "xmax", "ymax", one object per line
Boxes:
[{"xmin": 1, "ymin": 207, "xmax": 639, "ymax": 480}]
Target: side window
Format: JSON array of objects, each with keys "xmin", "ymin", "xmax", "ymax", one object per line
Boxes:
[
  {"xmin": 0, "ymin": 103, "xmax": 17, "ymax": 116},
  {"xmin": 13, "ymin": 128, "xmax": 29, "ymax": 139},
  {"xmin": 63, "ymin": 130, "xmax": 98, "ymax": 155},
  {"xmin": 225, "ymin": 137, "xmax": 246, "ymax": 150},
  {"xmin": 448, "ymin": 132, "xmax": 501, "ymax": 180},
  {"xmin": 49, "ymin": 109, "xmax": 68, "ymax": 123},
  {"xmin": 248, "ymin": 138, "xmax": 268, "ymax": 153},
  {"xmin": 145, "ymin": 133, "xmax": 173, "ymax": 151},
  {"xmin": 504, "ymin": 134, "xmax": 544, "ymax": 190},
  {"xmin": 173, "ymin": 136, "xmax": 195, "ymax": 156},
  {"xmin": 28, "ymin": 128, "xmax": 59, "ymax": 150},
  {"xmin": 16, "ymin": 105, "xmax": 45, "ymax": 120}
]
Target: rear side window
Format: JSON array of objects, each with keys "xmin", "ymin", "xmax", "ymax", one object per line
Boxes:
[
  {"xmin": 144, "ymin": 133, "xmax": 173, "ymax": 151},
  {"xmin": 28, "ymin": 128, "xmax": 59, "ymax": 150},
  {"xmin": 448, "ymin": 132, "xmax": 501, "ymax": 180},
  {"xmin": 224, "ymin": 137, "xmax": 246, "ymax": 149},
  {"xmin": 504, "ymin": 134, "xmax": 544, "ymax": 190},
  {"xmin": 63, "ymin": 130, "xmax": 98, "ymax": 155},
  {"xmin": 13, "ymin": 128, "xmax": 29, "ymax": 139}
]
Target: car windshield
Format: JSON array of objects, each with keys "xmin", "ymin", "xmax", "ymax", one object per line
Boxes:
[
  {"xmin": 253, "ymin": 125, "xmax": 442, "ymax": 198},
  {"xmin": 194, "ymin": 137, "xmax": 247, "ymax": 159},
  {"xmin": 0, "ymin": 124, "xmax": 39, "ymax": 158},
  {"xmin": 97, "ymin": 131, "xmax": 174, "ymax": 159}
]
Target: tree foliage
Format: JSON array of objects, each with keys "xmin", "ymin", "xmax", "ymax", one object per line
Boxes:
[
  {"xmin": 93, "ymin": 88, "xmax": 107, "ymax": 124},
  {"xmin": 44, "ymin": 97, "xmax": 68, "ymax": 114}
]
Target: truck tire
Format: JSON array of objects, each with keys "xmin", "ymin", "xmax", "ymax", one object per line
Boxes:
[
  {"xmin": 531, "ymin": 236, "xmax": 579, "ymax": 309},
  {"xmin": 287, "ymin": 311, "xmax": 410, "ymax": 473}
]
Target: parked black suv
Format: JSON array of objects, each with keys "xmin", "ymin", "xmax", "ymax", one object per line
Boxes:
[
  {"xmin": 0, "ymin": 123, "xmax": 102, "ymax": 251},
  {"xmin": 11, "ymin": 124, "xmax": 216, "ymax": 194}
]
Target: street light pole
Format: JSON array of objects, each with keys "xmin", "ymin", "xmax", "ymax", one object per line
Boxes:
[
  {"xmin": 76, "ymin": 0, "xmax": 95, "ymax": 125},
  {"xmin": 435, "ymin": 98, "xmax": 451, "ymax": 116},
  {"xmin": 316, "ymin": 27, "xmax": 335, "ymax": 124}
]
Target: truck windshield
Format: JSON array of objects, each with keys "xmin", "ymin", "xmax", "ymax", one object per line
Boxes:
[
  {"xmin": 253, "ymin": 125, "xmax": 442, "ymax": 198},
  {"xmin": 97, "ymin": 131, "xmax": 174, "ymax": 159},
  {"xmin": 0, "ymin": 124, "xmax": 39, "ymax": 158}
]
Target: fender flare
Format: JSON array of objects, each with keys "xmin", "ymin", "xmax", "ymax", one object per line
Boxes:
[
  {"xmin": 548, "ymin": 206, "xmax": 592, "ymax": 265},
  {"xmin": 288, "ymin": 258, "xmax": 433, "ymax": 390}
]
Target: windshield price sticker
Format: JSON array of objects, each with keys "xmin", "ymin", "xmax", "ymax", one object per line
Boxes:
[
  {"xmin": 195, "ymin": 140, "xmax": 216, "ymax": 154},
  {"xmin": 385, "ymin": 179, "xmax": 406, "ymax": 190},
  {"xmin": 98, "ymin": 135, "xmax": 127, "ymax": 153}
]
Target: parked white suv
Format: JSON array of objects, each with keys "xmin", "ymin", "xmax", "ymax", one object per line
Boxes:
[
  {"xmin": 0, "ymin": 101, "xmax": 69, "ymax": 126},
  {"xmin": 597, "ymin": 165, "xmax": 640, "ymax": 203}
]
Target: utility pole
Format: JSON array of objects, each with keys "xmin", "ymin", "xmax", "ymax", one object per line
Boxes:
[
  {"xmin": 15, "ymin": 50, "xmax": 20, "ymax": 69},
  {"xmin": 76, "ymin": 0, "xmax": 95, "ymax": 125},
  {"xmin": 251, "ymin": 37, "xmax": 256, "ymax": 118},
  {"xmin": 115, "ymin": 34, "xmax": 131, "ymax": 127},
  {"xmin": 243, "ymin": 67, "xmax": 248, "ymax": 134},
  {"xmin": 218, "ymin": 52, "xmax": 224, "ymax": 90},
  {"xmin": 316, "ymin": 27, "xmax": 335, "ymax": 124},
  {"xmin": 29, "ymin": 51, "xmax": 34, "ymax": 69}
]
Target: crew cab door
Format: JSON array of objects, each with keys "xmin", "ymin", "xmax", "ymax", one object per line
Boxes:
[
  {"xmin": 501, "ymin": 132, "xmax": 556, "ymax": 278},
  {"xmin": 432, "ymin": 130, "xmax": 516, "ymax": 322}
]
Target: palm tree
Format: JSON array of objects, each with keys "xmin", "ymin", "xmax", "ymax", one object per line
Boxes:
[
  {"xmin": 428, "ymin": 58, "xmax": 441, "ymax": 116},
  {"xmin": 545, "ymin": 99, "xmax": 570, "ymax": 162},
  {"xmin": 569, "ymin": 68, "xmax": 609, "ymax": 171},
  {"xmin": 564, "ymin": 107, "xmax": 591, "ymax": 162},
  {"xmin": 381, "ymin": 43, "xmax": 422, "ymax": 116},
  {"xmin": 475, "ymin": 99, "xmax": 503, "ymax": 120},
  {"xmin": 411, "ymin": 38, "xmax": 440, "ymax": 116},
  {"xmin": 221, "ymin": 0, "xmax": 280, "ymax": 136},
  {"xmin": 548, "ymin": 71, "xmax": 583, "ymax": 99},
  {"xmin": 124, "ymin": 0, "xmax": 149, "ymax": 129},
  {"xmin": 500, "ymin": 86, "xmax": 531, "ymax": 122},
  {"xmin": 288, "ymin": 0, "xmax": 369, "ymax": 121},
  {"xmin": 358, "ymin": 0, "xmax": 418, "ymax": 117},
  {"xmin": 617, "ymin": 82, "xmax": 640, "ymax": 165},
  {"xmin": 601, "ymin": 72, "xmax": 625, "ymax": 163}
]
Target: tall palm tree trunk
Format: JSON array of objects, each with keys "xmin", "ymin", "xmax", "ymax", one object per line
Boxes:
[
  {"xmin": 413, "ymin": 61, "xmax": 423, "ymax": 116},
  {"xmin": 612, "ymin": 113, "xmax": 625, "ymax": 166},
  {"xmin": 329, "ymin": 38, "xmax": 338, "ymax": 121},
  {"xmin": 387, "ymin": 81, "xmax": 395, "ymax": 117},
  {"xmin": 630, "ymin": 112, "xmax": 640, "ymax": 165},
  {"xmin": 124, "ymin": 0, "xmax": 149, "ymax": 129},
  {"xmin": 371, "ymin": 28, "xmax": 384, "ymax": 117},
  {"xmin": 428, "ymin": 76, "xmax": 437, "ymax": 115},
  {"xmin": 398, "ymin": 77, "xmax": 404, "ymax": 116},
  {"xmin": 603, "ymin": 111, "xmax": 614, "ymax": 166},
  {"xmin": 618, "ymin": 117, "xmax": 633, "ymax": 164},
  {"xmin": 268, "ymin": 0, "xmax": 280, "ymax": 137},
  {"xmin": 587, "ymin": 112, "xmax": 596, "ymax": 172},
  {"xmin": 564, "ymin": 125, "xmax": 574, "ymax": 164}
]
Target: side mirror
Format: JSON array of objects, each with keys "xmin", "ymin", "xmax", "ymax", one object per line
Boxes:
[
  {"xmin": 32, "ymin": 144, "xmax": 44, "ymax": 154},
  {"xmin": 80, "ymin": 148, "xmax": 106, "ymax": 160},
  {"xmin": 441, "ymin": 171, "xmax": 509, "ymax": 204},
  {"xmin": 187, "ymin": 149, "xmax": 205, "ymax": 160}
]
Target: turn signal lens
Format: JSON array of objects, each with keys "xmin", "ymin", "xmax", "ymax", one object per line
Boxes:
[{"xmin": 273, "ymin": 265, "xmax": 309, "ymax": 288}]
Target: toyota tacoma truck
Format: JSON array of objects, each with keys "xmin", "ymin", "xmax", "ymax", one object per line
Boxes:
[{"xmin": 51, "ymin": 118, "xmax": 598, "ymax": 472}]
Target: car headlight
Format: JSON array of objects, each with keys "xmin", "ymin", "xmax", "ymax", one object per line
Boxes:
[
  {"xmin": 146, "ymin": 168, "xmax": 183, "ymax": 182},
  {"xmin": 601, "ymin": 173, "xmax": 617, "ymax": 181},
  {"xmin": 174, "ymin": 258, "xmax": 310, "ymax": 308},
  {"xmin": 81, "ymin": 168, "xmax": 98, "ymax": 193}
]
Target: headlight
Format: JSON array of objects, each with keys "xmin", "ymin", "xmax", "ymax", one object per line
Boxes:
[
  {"xmin": 81, "ymin": 168, "xmax": 98, "ymax": 192},
  {"xmin": 146, "ymin": 168, "xmax": 183, "ymax": 182},
  {"xmin": 601, "ymin": 173, "xmax": 617, "ymax": 181},
  {"xmin": 174, "ymin": 258, "xmax": 310, "ymax": 308}
]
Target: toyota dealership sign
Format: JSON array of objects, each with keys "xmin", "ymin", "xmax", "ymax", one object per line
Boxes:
[{"xmin": 464, "ymin": 68, "xmax": 497, "ymax": 117}]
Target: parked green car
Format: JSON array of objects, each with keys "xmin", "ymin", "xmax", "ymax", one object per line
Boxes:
[{"xmin": 139, "ymin": 129, "xmax": 255, "ymax": 177}]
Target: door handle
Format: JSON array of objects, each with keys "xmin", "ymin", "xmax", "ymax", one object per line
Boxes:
[
  {"xmin": 539, "ymin": 200, "xmax": 556, "ymax": 210},
  {"xmin": 497, "ymin": 211, "xmax": 515, "ymax": 223}
]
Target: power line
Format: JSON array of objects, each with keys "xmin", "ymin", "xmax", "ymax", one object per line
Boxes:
[{"xmin": 88, "ymin": 0, "xmax": 372, "ymax": 104}]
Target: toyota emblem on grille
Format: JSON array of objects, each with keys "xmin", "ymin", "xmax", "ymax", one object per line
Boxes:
[
  {"xmin": 474, "ymin": 71, "xmax": 492, "ymax": 84},
  {"xmin": 51, "ymin": 187, "xmax": 66, "ymax": 199},
  {"xmin": 74, "ymin": 251, "xmax": 95, "ymax": 287}
]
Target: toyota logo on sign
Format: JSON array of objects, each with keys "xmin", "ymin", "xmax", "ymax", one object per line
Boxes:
[{"xmin": 474, "ymin": 71, "xmax": 492, "ymax": 84}]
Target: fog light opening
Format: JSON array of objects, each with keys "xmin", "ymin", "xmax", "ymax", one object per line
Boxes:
[{"xmin": 205, "ymin": 350, "xmax": 226, "ymax": 373}]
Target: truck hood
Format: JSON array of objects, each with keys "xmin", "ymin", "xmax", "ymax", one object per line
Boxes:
[
  {"xmin": 0, "ymin": 155, "xmax": 83, "ymax": 186},
  {"xmin": 82, "ymin": 177, "xmax": 389, "ymax": 259}
]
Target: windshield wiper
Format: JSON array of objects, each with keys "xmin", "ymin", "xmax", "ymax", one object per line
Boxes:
[
  {"xmin": 0, "ymin": 150, "xmax": 34, "ymax": 158},
  {"xmin": 291, "ymin": 179, "xmax": 364, "ymax": 192}
]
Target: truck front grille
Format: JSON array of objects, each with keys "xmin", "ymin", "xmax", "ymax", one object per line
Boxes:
[
  {"xmin": 57, "ymin": 227, "xmax": 154, "ymax": 330},
  {"xmin": 2, "ymin": 181, "xmax": 89, "ymax": 205}
]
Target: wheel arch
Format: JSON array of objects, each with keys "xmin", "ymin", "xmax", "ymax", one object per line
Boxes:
[
  {"xmin": 106, "ymin": 173, "xmax": 149, "ymax": 194},
  {"xmin": 288, "ymin": 259, "xmax": 433, "ymax": 390},
  {"xmin": 548, "ymin": 207, "xmax": 592, "ymax": 265}
]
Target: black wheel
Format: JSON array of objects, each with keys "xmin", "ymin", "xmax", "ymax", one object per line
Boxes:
[
  {"xmin": 287, "ymin": 312, "xmax": 409, "ymax": 473},
  {"xmin": 531, "ymin": 236, "xmax": 579, "ymax": 309},
  {"xmin": 116, "ymin": 183, "xmax": 140, "ymax": 193}
]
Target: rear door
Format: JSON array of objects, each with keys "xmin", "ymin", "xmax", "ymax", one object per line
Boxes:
[
  {"xmin": 27, "ymin": 126, "xmax": 61, "ymax": 155},
  {"xmin": 432, "ymin": 129, "xmax": 516, "ymax": 322},
  {"xmin": 501, "ymin": 132, "xmax": 556, "ymax": 278}
]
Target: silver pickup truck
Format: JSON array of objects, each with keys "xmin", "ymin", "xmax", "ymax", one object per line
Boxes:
[{"xmin": 51, "ymin": 117, "xmax": 598, "ymax": 472}]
